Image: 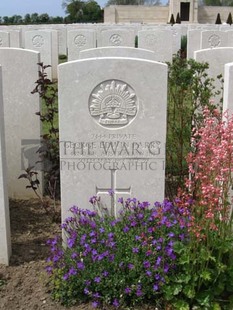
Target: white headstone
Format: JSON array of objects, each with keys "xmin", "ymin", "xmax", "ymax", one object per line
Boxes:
[
  {"xmin": 0, "ymin": 66, "xmax": 11, "ymax": 265},
  {"xmin": 187, "ymin": 29, "xmax": 201, "ymax": 59},
  {"xmin": 97, "ymin": 28, "xmax": 135, "ymax": 48},
  {"xmin": 0, "ymin": 48, "xmax": 42, "ymax": 199},
  {"xmin": 79, "ymin": 46, "xmax": 158, "ymax": 61},
  {"xmin": 223, "ymin": 62, "xmax": 233, "ymax": 115},
  {"xmin": 194, "ymin": 47, "xmax": 233, "ymax": 106},
  {"xmin": 25, "ymin": 30, "xmax": 56, "ymax": 80},
  {"xmin": 201, "ymin": 31, "xmax": 228, "ymax": 49},
  {"xmin": 0, "ymin": 31, "xmax": 10, "ymax": 47},
  {"xmin": 67, "ymin": 30, "xmax": 96, "ymax": 61},
  {"xmin": 9, "ymin": 30, "xmax": 21, "ymax": 48},
  {"xmin": 58, "ymin": 57, "xmax": 167, "ymax": 221},
  {"xmin": 138, "ymin": 30, "xmax": 173, "ymax": 62}
]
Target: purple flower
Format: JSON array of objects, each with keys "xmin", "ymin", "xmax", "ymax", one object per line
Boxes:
[
  {"xmin": 168, "ymin": 232, "xmax": 175, "ymax": 238},
  {"xmin": 124, "ymin": 287, "xmax": 131, "ymax": 294},
  {"xmin": 118, "ymin": 197, "xmax": 124, "ymax": 204},
  {"xmin": 63, "ymin": 273, "xmax": 69, "ymax": 281},
  {"xmin": 68, "ymin": 267, "xmax": 77, "ymax": 276},
  {"xmin": 93, "ymin": 292, "xmax": 101, "ymax": 298},
  {"xmin": 108, "ymin": 232, "xmax": 114, "ymax": 239},
  {"xmin": 92, "ymin": 301, "xmax": 99, "ymax": 308},
  {"xmin": 45, "ymin": 266, "xmax": 53, "ymax": 274},
  {"xmin": 153, "ymin": 284, "xmax": 159, "ymax": 291},
  {"xmin": 146, "ymin": 270, "xmax": 152, "ymax": 277},
  {"xmin": 123, "ymin": 226, "xmax": 130, "ymax": 233},
  {"xmin": 128, "ymin": 263, "xmax": 134, "ymax": 270},
  {"xmin": 132, "ymin": 247, "xmax": 139, "ymax": 253},
  {"xmin": 71, "ymin": 252, "xmax": 78, "ymax": 259},
  {"xmin": 143, "ymin": 261, "xmax": 151, "ymax": 268},
  {"xmin": 84, "ymin": 287, "xmax": 90, "ymax": 295},
  {"xmin": 108, "ymin": 189, "xmax": 114, "ymax": 196},
  {"xmin": 89, "ymin": 231, "xmax": 96, "ymax": 237},
  {"xmin": 156, "ymin": 256, "xmax": 162, "ymax": 266},
  {"xmin": 67, "ymin": 237, "xmax": 75, "ymax": 248},
  {"xmin": 94, "ymin": 276, "xmax": 101, "ymax": 283},
  {"xmin": 112, "ymin": 299, "xmax": 119, "ymax": 307},
  {"xmin": 130, "ymin": 221, "xmax": 137, "ymax": 227},
  {"xmin": 102, "ymin": 270, "xmax": 109, "ymax": 277},
  {"xmin": 136, "ymin": 289, "xmax": 143, "ymax": 297},
  {"xmin": 77, "ymin": 261, "xmax": 85, "ymax": 270},
  {"xmin": 99, "ymin": 227, "xmax": 105, "ymax": 233}
]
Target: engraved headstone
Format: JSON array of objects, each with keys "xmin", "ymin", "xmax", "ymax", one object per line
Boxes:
[
  {"xmin": 25, "ymin": 30, "xmax": 57, "ymax": 80},
  {"xmin": 0, "ymin": 66, "xmax": 11, "ymax": 265},
  {"xmin": 97, "ymin": 28, "xmax": 135, "ymax": 48},
  {"xmin": 0, "ymin": 48, "xmax": 42, "ymax": 199},
  {"xmin": 67, "ymin": 29, "xmax": 96, "ymax": 61},
  {"xmin": 58, "ymin": 57, "xmax": 167, "ymax": 220},
  {"xmin": 201, "ymin": 31, "xmax": 228, "ymax": 49},
  {"xmin": 138, "ymin": 30, "xmax": 173, "ymax": 62},
  {"xmin": 80, "ymin": 46, "xmax": 158, "ymax": 61}
]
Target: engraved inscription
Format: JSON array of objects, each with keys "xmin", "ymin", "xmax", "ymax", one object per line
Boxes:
[
  {"xmin": 0, "ymin": 37, "xmax": 2, "ymax": 47},
  {"xmin": 109, "ymin": 34, "xmax": 122, "ymax": 46},
  {"xmin": 74, "ymin": 34, "xmax": 87, "ymax": 47},
  {"xmin": 89, "ymin": 80, "xmax": 138, "ymax": 129},
  {"xmin": 145, "ymin": 34, "xmax": 157, "ymax": 46},
  {"xmin": 32, "ymin": 35, "xmax": 44, "ymax": 48},
  {"xmin": 208, "ymin": 34, "xmax": 221, "ymax": 48}
]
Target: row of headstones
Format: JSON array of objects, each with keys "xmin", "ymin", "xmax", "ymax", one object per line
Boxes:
[
  {"xmin": 1, "ymin": 46, "xmax": 233, "ymax": 265},
  {"xmin": 0, "ymin": 23, "xmax": 233, "ymax": 78}
]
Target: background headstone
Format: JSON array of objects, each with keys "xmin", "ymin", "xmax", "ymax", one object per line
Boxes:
[
  {"xmin": 67, "ymin": 29, "xmax": 96, "ymax": 61},
  {"xmin": 25, "ymin": 30, "xmax": 54, "ymax": 79},
  {"xmin": 194, "ymin": 47, "xmax": 233, "ymax": 106},
  {"xmin": 201, "ymin": 30, "xmax": 228, "ymax": 49},
  {"xmin": 0, "ymin": 48, "xmax": 42, "ymax": 199},
  {"xmin": 97, "ymin": 28, "xmax": 135, "ymax": 48},
  {"xmin": 138, "ymin": 30, "xmax": 173, "ymax": 62},
  {"xmin": 0, "ymin": 31, "xmax": 10, "ymax": 47},
  {"xmin": 0, "ymin": 66, "xmax": 11, "ymax": 265},
  {"xmin": 80, "ymin": 47, "xmax": 158, "ymax": 60},
  {"xmin": 223, "ymin": 62, "xmax": 233, "ymax": 114},
  {"xmin": 58, "ymin": 57, "xmax": 167, "ymax": 221}
]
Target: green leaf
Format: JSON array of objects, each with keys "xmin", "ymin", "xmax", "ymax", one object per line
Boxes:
[
  {"xmin": 200, "ymin": 270, "xmax": 211, "ymax": 281},
  {"xmin": 173, "ymin": 299, "xmax": 190, "ymax": 310},
  {"xmin": 183, "ymin": 285, "xmax": 196, "ymax": 299}
]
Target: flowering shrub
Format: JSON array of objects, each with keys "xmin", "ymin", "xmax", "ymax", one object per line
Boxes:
[
  {"xmin": 46, "ymin": 198, "xmax": 190, "ymax": 308},
  {"xmin": 169, "ymin": 108, "xmax": 233, "ymax": 309}
]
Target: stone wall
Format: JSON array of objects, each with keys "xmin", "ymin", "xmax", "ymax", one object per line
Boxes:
[
  {"xmin": 104, "ymin": 5, "xmax": 233, "ymax": 24},
  {"xmin": 198, "ymin": 6, "xmax": 233, "ymax": 24},
  {"xmin": 104, "ymin": 6, "xmax": 169, "ymax": 24}
]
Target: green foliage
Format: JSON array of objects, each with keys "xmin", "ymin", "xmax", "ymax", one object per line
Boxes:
[
  {"xmin": 166, "ymin": 55, "xmax": 219, "ymax": 198},
  {"xmin": 63, "ymin": 0, "xmax": 103, "ymax": 23},
  {"xmin": 215, "ymin": 13, "xmax": 222, "ymax": 24},
  {"xmin": 19, "ymin": 63, "xmax": 60, "ymax": 221},
  {"xmin": 175, "ymin": 13, "xmax": 181, "ymax": 24},
  {"xmin": 0, "ymin": 13, "xmax": 64, "ymax": 25},
  {"xmin": 169, "ymin": 14, "xmax": 175, "ymax": 25},
  {"xmin": 226, "ymin": 12, "xmax": 233, "ymax": 24}
]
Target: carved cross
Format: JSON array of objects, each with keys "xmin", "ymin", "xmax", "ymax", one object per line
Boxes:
[{"xmin": 96, "ymin": 169, "xmax": 131, "ymax": 218}]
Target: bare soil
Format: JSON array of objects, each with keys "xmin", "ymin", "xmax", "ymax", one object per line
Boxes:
[
  {"xmin": 0, "ymin": 200, "xmax": 95, "ymax": 310},
  {"xmin": 0, "ymin": 200, "xmax": 159, "ymax": 310}
]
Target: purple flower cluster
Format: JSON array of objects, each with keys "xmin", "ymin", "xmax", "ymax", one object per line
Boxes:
[{"xmin": 46, "ymin": 198, "xmax": 190, "ymax": 308}]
